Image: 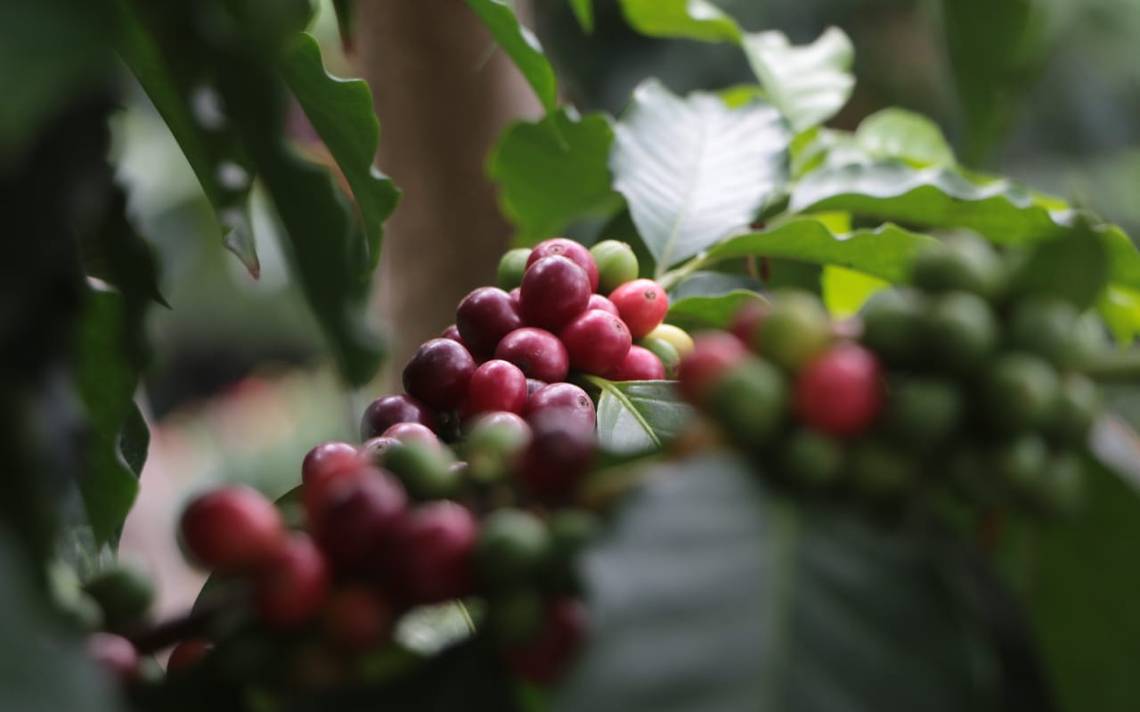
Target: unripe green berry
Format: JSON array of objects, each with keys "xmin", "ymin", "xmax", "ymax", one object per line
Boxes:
[
  {"xmin": 983, "ymin": 353, "xmax": 1060, "ymax": 434},
  {"xmin": 1050, "ymin": 373, "xmax": 1100, "ymax": 446},
  {"xmin": 381, "ymin": 442, "xmax": 459, "ymax": 501},
  {"xmin": 475, "ymin": 509, "xmax": 552, "ymax": 590},
  {"xmin": 644, "ymin": 323, "xmax": 694, "ymax": 356},
  {"xmin": 544, "ymin": 509, "xmax": 602, "ymax": 591},
  {"xmin": 498, "ymin": 248, "xmax": 532, "ymax": 291},
  {"xmin": 590, "ymin": 240, "xmax": 639, "ymax": 293},
  {"xmin": 924, "ymin": 291, "xmax": 997, "ymax": 372},
  {"xmin": 882, "ymin": 378, "xmax": 962, "ymax": 450},
  {"xmin": 1036, "ymin": 453, "xmax": 1085, "ymax": 515},
  {"xmin": 755, "ymin": 290, "xmax": 831, "ymax": 371},
  {"xmin": 463, "ymin": 416, "xmax": 532, "ymax": 484},
  {"xmin": 910, "ymin": 233, "xmax": 1003, "ymax": 298},
  {"xmin": 640, "ymin": 336, "xmax": 681, "ymax": 378},
  {"xmin": 781, "ymin": 429, "xmax": 843, "ymax": 487},
  {"xmin": 708, "ymin": 358, "xmax": 787, "ymax": 446},
  {"xmin": 989, "ymin": 434, "xmax": 1049, "ymax": 487},
  {"xmin": 1007, "ymin": 296, "xmax": 1079, "ymax": 369},
  {"xmin": 851, "ymin": 441, "xmax": 915, "ymax": 497},
  {"xmin": 83, "ymin": 564, "xmax": 155, "ymax": 629},
  {"xmin": 859, "ymin": 288, "xmax": 926, "ymax": 366},
  {"xmin": 487, "ymin": 588, "xmax": 544, "ymax": 644}
]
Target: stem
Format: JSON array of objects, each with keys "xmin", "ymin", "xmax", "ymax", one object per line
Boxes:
[
  {"xmin": 657, "ymin": 252, "xmax": 712, "ymax": 291},
  {"xmin": 1081, "ymin": 351, "xmax": 1140, "ymax": 382},
  {"xmin": 127, "ymin": 587, "xmax": 246, "ymax": 654}
]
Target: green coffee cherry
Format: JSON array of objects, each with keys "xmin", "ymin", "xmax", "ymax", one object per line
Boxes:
[
  {"xmin": 859, "ymin": 288, "xmax": 926, "ymax": 365},
  {"xmin": 910, "ymin": 233, "xmax": 1003, "ymax": 298},
  {"xmin": 590, "ymin": 240, "xmax": 639, "ymax": 293},
  {"xmin": 1007, "ymin": 296, "xmax": 1079, "ymax": 368},
  {"xmin": 882, "ymin": 378, "xmax": 962, "ymax": 450},
  {"xmin": 1036, "ymin": 453, "xmax": 1084, "ymax": 515},
  {"xmin": 1051, "ymin": 373, "xmax": 1100, "ymax": 446},
  {"xmin": 755, "ymin": 289, "xmax": 831, "ymax": 371},
  {"xmin": 851, "ymin": 441, "xmax": 915, "ymax": 497},
  {"xmin": 983, "ymin": 353, "xmax": 1060, "ymax": 434},
  {"xmin": 1069, "ymin": 314, "xmax": 1110, "ymax": 368},
  {"xmin": 640, "ymin": 336, "xmax": 681, "ymax": 378},
  {"xmin": 83, "ymin": 564, "xmax": 154, "ymax": 629},
  {"xmin": 781, "ymin": 429, "xmax": 843, "ymax": 487},
  {"xmin": 487, "ymin": 588, "xmax": 544, "ymax": 644},
  {"xmin": 544, "ymin": 509, "xmax": 602, "ymax": 591},
  {"xmin": 946, "ymin": 445, "xmax": 1004, "ymax": 507},
  {"xmin": 497, "ymin": 248, "xmax": 532, "ymax": 290},
  {"xmin": 924, "ymin": 291, "xmax": 998, "ymax": 372},
  {"xmin": 989, "ymin": 434, "xmax": 1049, "ymax": 487},
  {"xmin": 708, "ymin": 358, "xmax": 787, "ymax": 446},
  {"xmin": 463, "ymin": 417, "xmax": 532, "ymax": 484},
  {"xmin": 381, "ymin": 442, "xmax": 459, "ymax": 500},
  {"xmin": 475, "ymin": 509, "xmax": 552, "ymax": 590},
  {"xmin": 645, "ymin": 323, "xmax": 694, "ymax": 356}
]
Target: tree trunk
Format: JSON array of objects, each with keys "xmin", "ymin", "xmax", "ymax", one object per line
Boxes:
[{"xmin": 354, "ymin": 0, "xmax": 541, "ymax": 383}]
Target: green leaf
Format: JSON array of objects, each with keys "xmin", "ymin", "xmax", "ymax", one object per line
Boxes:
[
  {"xmin": 854, "ymin": 108, "xmax": 956, "ymax": 168},
  {"xmin": 1011, "ymin": 218, "xmax": 1110, "ymax": 309},
  {"xmin": 74, "ymin": 287, "xmax": 144, "ymax": 545},
  {"xmin": 1098, "ymin": 286, "xmax": 1140, "ymax": 345},
  {"xmin": 80, "ymin": 185, "xmax": 166, "ymax": 306},
  {"xmin": 113, "ymin": 0, "xmax": 261, "ymax": 275},
  {"xmin": 488, "ymin": 109, "xmax": 619, "ymax": 245},
  {"xmin": 1022, "ymin": 441, "xmax": 1140, "ymax": 712},
  {"xmin": 569, "ymin": 0, "xmax": 593, "ymax": 32},
  {"xmin": 611, "ymin": 80, "xmax": 790, "ymax": 272},
  {"xmin": 702, "ymin": 218, "xmax": 938, "ymax": 283},
  {"xmin": 617, "ymin": 0, "xmax": 742, "ymax": 43},
  {"xmin": 280, "ymin": 33, "xmax": 400, "ymax": 276},
  {"xmin": 743, "ymin": 27, "xmax": 855, "ymax": 132},
  {"xmin": 331, "ymin": 0, "xmax": 353, "ymax": 46},
  {"xmin": 555, "ymin": 454, "xmax": 1000, "ymax": 712},
  {"xmin": 584, "ymin": 377, "xmax": 693, "ymax": 455},
  {"xmin": 666, "ymin": 290, "xmax": 765, "ymax": 332},
  {"xmin": 822, "ymin": 266, "xmax": 888, "ymax": 318},
  {"xmin": 466, "ymin": 0, "xmax": 558, "ymax": 112}
]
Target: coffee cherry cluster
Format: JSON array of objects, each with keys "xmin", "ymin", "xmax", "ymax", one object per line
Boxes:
[
  {"xmin": 146, "ymin": 237, "xmax": 687, "ymax": 690},
  {"xmin": 680, "ymin": 234, "xmax": 1106, "ymax": 515}
]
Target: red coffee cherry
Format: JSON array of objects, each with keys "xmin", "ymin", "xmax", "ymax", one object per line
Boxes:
[
  {"xmin": 302, "ymin": 441, "xmax": 363, "ymax": 488},
  {"xmin": 403, "ymin": 338, "xmax": 476, "ymax": 410},
  {"xmin": 456, "ymin": 287, "xmax": 524, "ymax": 357},
  {"xmin": 677, "ymin": 332, "xmax": 749, "ymax": 404},
  {"xmin": 609, "ymin": 279, "xmax": 668, "ymax": 339},
  {"xmin": 527, "ymin": 238, "xmax": 600, "ymax": 292},
  {"xmin": 88, "ymin": 632, "xmax": 139, "ymax": 682},
  {"xmin": 323, "ymin": 586, "xmax": 394, "ymax": 652},
  {"xmin": 559, "ymin": 310, "xmax": 632, "ymax": 375},
  {"xmin": 526, "ymin": 383, "xmax": 596, "ymax": 430},
  {"xmin": 730, "ymin": 301, "xmax": 768, "ymax": 346},
  {"xmin": 440, "ymin": 324, "xmax": 464, "ymax": 343},
  {"xmin": 465, "ymin": 359, "xmax": 529, "ymax": 416},
  {"xmin": 586, "ymin": 294, "xmax": 620, "ymax": 316},
  {"xmin": 180, "ymin": 486, "xmax": 284, "ymax": 572},
  {"xmin": 380, "ymin": 422, "xmax": 441, "ymax": 449},
  {"xmin": 610, "ymin": 345, "xmax": 665, "ymax": 380},
  {"xmin": 387, "ymin": 502, "xmax": 478, "ymax": 605},
  {"xmin": 495, "ymin": 327, "xmax": 570, "ymax": 383},
  {"xmin": 506, "ymin": 598, "xmax": 588, "ymax": 684},
  {"xmin": 311, "ymin": 469, "xmax": 408, "ymax": 573},
  {"xmin": 520, "ymin": 256, "xmax": 591, "ymax": 330},
  {"xmin": 509, "ymin": 287, "xmax": 521, "ymax": 308},
  {"xmin": 518, "ymin": 410, "xmax": 596, "ymax": 501},
  {"xmin": 794, "ymin": 343, "xmax": 884, "ymax": 437},
  {"xmin": 255, "ymin": 534, "xmax": 330, "ymax": 628},
  {"xmin": 167, "ymin": 639, "xmax": 212, "ymax": 673},
  {"xmin": 360, "ymin": 394, "xmax": 437, "ymax": 440}
]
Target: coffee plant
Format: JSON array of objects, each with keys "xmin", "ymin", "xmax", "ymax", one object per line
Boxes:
[{"xmin": 4, "ymin": 0, "xmax": 1140, "ymax": 711}]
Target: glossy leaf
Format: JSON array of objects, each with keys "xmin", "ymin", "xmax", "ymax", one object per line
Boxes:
[
  {"xmin": 702, "ymin": 218, "xmax": 938, "ymax": 283},
  {"xmin": 611, "ymin": 80, "xmax": 790, "ymax": 272},
  {"xmin": 854, "ymin": 108, "xmax": 956, "ymax": 168},
  {"xmin": 1011, "ymin": 218, "xmax": 1109, "ymax": 309},
  {"xmin": 666, "ymin": 290, "xmax": 765, "ymax": 332},
  {"xmin": 617, "ymin": 0, "xmax": 742, "ymax": 43},
  {"xmin": 822, "ymin": 266, "xmax": 888, "ymax": 317},
  {"xmin": 488, "ymin": 109, "xmax": 619, "ymax": 245},
  {"xmin": 1098, "ymin": 286, "xmax": 1140, "ymax": 345},
  {"xmin": 743, "ymin": 27, "xmax": 855, "ymax": 131},
  {"xmin": 280, "ymin": 33, "xmax": 400, "ymax": 276},
  {"xmin": 668, "ymin": 271, "xmax": 763, "ymax": 300},
  {"xmin": 585, "ymin": 377, "xmax": 693, "ymax": 455},
  {"xmin": 466, "ymin": 0, "xmax": 558, "ymax": 112},
  {"xmin": 555, "ymin": 454, "xmax": 1000, "ymax": 712},
  {"xmin": 569, "ymin": 0, "xmax": 593, "ymax": 32}
]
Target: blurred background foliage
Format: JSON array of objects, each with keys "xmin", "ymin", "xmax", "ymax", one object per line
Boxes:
[{"xmin": 108, "ymin": 0, "xmax": 1140, "ymax": 577}]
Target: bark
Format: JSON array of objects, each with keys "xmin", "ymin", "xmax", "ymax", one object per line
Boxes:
[{"xmin": 354, "ymin": 0, "xmax": 541, "ymax": 382}]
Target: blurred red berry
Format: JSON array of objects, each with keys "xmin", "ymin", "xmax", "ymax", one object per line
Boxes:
[
  {"xmin": 311, "ymin": 469, "xmax": 408, "ymax": 573},
  {"xmin": 387, "ymin": 502, "xmax": 478, "ymax": 605},
  {"xmin": 167, "ymin": 639, "xmax": 212, "ymax": 673},
  {"xmin": 729, "ymin": 301, "xmax": 768, "ymax": 346},
  {"xmin": 794, "ymin": 344, "xmax": 884, "ymax": 437},
  {"xmin": 255, "ymin": 534, "xmax": 330, "ymax": 627},
  {"xmin": 88, "ymin": 632, "xmax": 139, "ymax": 682},
  {"xmin": 506, "ymin": 598, "xmax": 588, "ymax": 684},
  {"xmin": 180, "ymin": 486, "xmax": 284, "ymax": 572},
  {"xmin": 677, "ymin": 332, "xmax": 749, "ymax": 404},
  {"xmin": 324, "ymin": 586, "xmax": 394, "ymax": 652},
  {"xmin": 381, "ymin": 422, "xmax": 441, "ymax": 449}
]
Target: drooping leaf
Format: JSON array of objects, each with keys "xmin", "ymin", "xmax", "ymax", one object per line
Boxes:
[
  {"xmin": 668, "ymin": 271, "xmax": 763, "ymax": 300},
  {"xmin": 488, "ymin": 109, "xmax": 619, "ymax": 245},
  {"xmin": 555, "ymin": 454, "xmax": 1002, "ymax": 712},
  {"xmin": 280, "ymin": 33, "xmax": 400, "ymax": 276},
  {"xmin": 611, "ymin": 80, "xmax": 790, "ymax": 272},
  {"xmin": 113, "ymin": 0, "xmax": 261, "ymax": 275},
  {"xmin": 74, "ymin": 287, "xmax": 144, "ymax": 545},
  {"xmin": 854, "ymin": 108, "xmax": 956, "ymax": 168},
  {"xmin": 1010, "ymin": 218, "xmax": 1110, "ymax": 309},
  {"xmin": 617, "ymin": 0, "xmax": 742, "ymax": 43},
  {"xmin": 743, "ymin": 27, "xmax": 855, "ymax": 131},
  {"xmin": 1098, "ymin": 286, "xmax": 1140, "ymax": 345},
  {"xmin": 822, "ymin": 266, "xmax": 888, "ymax": 317},
  {"xmin": 466, "ymin": 0, "xmax": 559, "ymax": 112},
  {"xmin": 568, "ymin": 0, "xmax": 593, "ymax": 32},
  {"xmin": 701, "ymin": 218, "xmax": 938, "ymax": 283},
  {"xmin": 80, "ymin": 185, "xmax": 166, "ymax": 306},
  {"xmin": 666, "ymin": 290, "xmax": 765, "ymax": 332},
  {"xmin": 584, "ymin": 377, "xmax": 693, "ymax": 455}
]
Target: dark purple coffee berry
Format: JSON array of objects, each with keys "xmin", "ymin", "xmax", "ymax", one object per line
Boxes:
[
  {"xmin": 519, "ymin": 256, "xmax": 591, "ymax": 330},
  {"xmin": 361, "ymin": 394, "xmax": 437, "ymax": 440},
  {"xmin": 527, "ymin": 238, "xmax": 600, "ymax": 292},
  {"xmin": 495, "ymin": 327, "xmax": 569, "ymax": 382},
  {"xmin": 387, "ymin": 502, "xmax": 478, "ymax": 604},
  {"xmin": 456, "ymin": 287, "xmax": 524, "ymax": 357},
  {"xmin": 403, "ymin": 338, "xmax": 476, "ymax": 410},
  {"xmin": 312, "ymin": 469, "xmax": 408, "ymax": 573},
  {"xmin": 527, "ymin": 383, "xmax": 596, "ymax": 430},
  {"xmin": 518, "ymin": 410, "xmax": 596, "ymax": 501}
]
